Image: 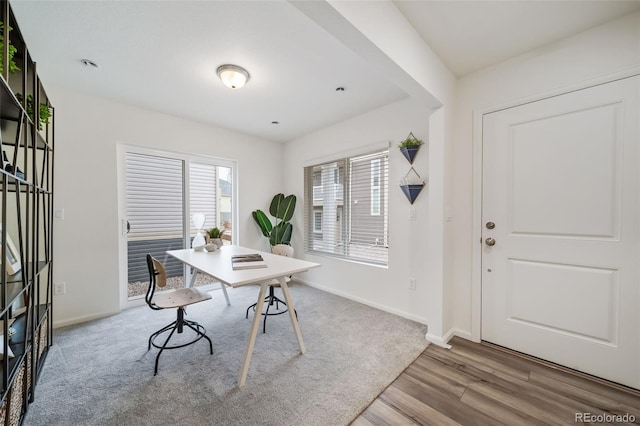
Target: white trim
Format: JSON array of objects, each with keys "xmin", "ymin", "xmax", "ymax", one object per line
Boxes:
[
  {"xmin": 53, "ymin": 309, "xmax": 121, "ymax": 329},
  {"xmin": 296, "ymin": 277, "xmax": 428, "ymax": 325},
  {"xmin": 303, "ymin": 140, "xmax": 390, "ymax": 167},
  {"xmin": 470, "ymin": 68, "xmax": 640, "ymax": 342},
  {"xmin": 425, "ymin": 333, "xmax": 452, "ymax": 349}
]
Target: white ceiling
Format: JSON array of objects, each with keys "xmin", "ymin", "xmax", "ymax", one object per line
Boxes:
[
  {"xmin": 10, "ymin": 1, "xmax": 640, "ymax": 143},
  {"xmin": 394, "ymin": 0, "xmax": 640, "ymax": 77}
]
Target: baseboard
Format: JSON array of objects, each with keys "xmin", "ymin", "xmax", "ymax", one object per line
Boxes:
[
  {"xmin": 425, "ymin": 332, "xmax": 452, "ymax": 349},
  {"xmin": 296, "ymin": 278, "xmax": 429, "ymax": 326},
  {"xmin": 53, "ymin": 310, "xmax": 120, "ymax": 329},
  {"xmin": 447, "ymin": 327, "xmax": 473, "ymax": 342}
]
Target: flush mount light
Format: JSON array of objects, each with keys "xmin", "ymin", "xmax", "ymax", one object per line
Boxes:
[{"xmin": 216, "ymin": 64, "xmax": 250, "ymax": 89}]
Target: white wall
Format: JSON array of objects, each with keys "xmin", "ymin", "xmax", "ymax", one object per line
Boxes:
[
  {"xmin": 284, "ymin": 97, "xmax": 433, "ymax": 323},
  {"xmin": 451, "ymin": 12, "xmax": 640, "ymax": 338},
  {"xmin": 50, "ymin": 84, "xmax": 283, "ymax": 326},
  {"xmin": 292, "ymin": 0, "xmax": 456, "ymax": 345}
]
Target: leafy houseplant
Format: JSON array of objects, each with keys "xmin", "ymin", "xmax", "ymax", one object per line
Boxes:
[
  {"xmin": 398, "ymin": 132, "xmax": 423, "ymax": 164},
  {"xmin": 252, "ymin": 193, "xmax": 296, "ymax": 247},
  {"xmin": 206, "ymin": 227, "xmax": 222, "ymax": 239},
  {"xmin": 206, "ymin": 227, "xmax": 223, "ymax": 248},
  {"xmin": 16, "ymin": 93, "xmax": 52, "ymax": 131},
  {"xmin": 0, "ymin": 22, "xmax": 20, "ymax": 75}
]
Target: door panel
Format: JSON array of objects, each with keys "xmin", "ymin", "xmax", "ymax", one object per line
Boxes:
[
  {"xmin": 509, "ymin": 103, "xmax": 619, "ymax": 238},
  {"xmin": 481, "ymin": 76, "xmax": 639, "ymax": 388}
]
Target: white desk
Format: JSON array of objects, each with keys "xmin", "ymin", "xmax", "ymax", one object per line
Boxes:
[{"xmin": 166, "ymin": 245, "xmax": 320, "ymax": 388}]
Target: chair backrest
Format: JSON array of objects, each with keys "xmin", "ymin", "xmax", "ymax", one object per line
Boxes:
[
  {"xmin": 271, "ymin": 244, "xmax": 294, "ymax": 257},
  {"xmin": 146, "ymin": 254, "xmax": 167, "ymax": 310}
]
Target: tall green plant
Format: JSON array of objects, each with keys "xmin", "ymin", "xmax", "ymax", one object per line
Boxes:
[
  {"xmin": 252, "ymin": 193, "xmax": 296, "ymax": 246},
  {"xmin": 0, "ymin": 22, "xmax": 20, "ymax": 75}
]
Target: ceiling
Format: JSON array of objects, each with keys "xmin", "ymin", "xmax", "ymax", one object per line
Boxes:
[{"xmin": 10, "ymin": 1, "xmax": 640, "ymax": 143}]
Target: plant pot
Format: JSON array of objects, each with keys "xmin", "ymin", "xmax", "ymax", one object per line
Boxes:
[
  {"xmin": 400, "ymin": 183, "xmax": 425, "ymax": 205},
  {"xmin": 211, "ymin": 238, "xmax": 223, "ymax": 249},
  {"xmin": 400, "ymin": 145, "xmax": 420, "ymax": 164}
]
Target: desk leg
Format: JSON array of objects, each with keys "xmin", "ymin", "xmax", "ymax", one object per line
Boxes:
[
  {"xmin": 188, "ymin": 268, "xmax": 198, "ymax": 288},
  {"xmin": 238, "ymin": 282, "xmax": 268, "ymax": 388},
  {"xmin": 279, "ymin": 277, "xmax": 306, "ymax": 354},
  {"xmin": 220, "ymin": 282, "xmax": 231, "ymax": 306}
]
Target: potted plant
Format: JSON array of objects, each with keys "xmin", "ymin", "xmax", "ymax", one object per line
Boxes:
[
  {"xmin": 398, "ymin": 132, "xmax": 423, "ymax": 164},
  {"xmin": 0, "ymin": 22, "xmax": 20, "ymax": 75},
  {"xmin": 206, "ymin": 227, "xmax": 223, "ymax": 248},
  {"xmin": 15, "ymin": 93, "xmax": 52, "ymax": 131},
  {"xmin": 252, "ymin": 193, "xmax": 296, "ymax": 248}
]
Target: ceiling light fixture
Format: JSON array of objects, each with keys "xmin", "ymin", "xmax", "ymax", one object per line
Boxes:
[{"xmin": 216, "ymin": 64, "xmax": 250, "ymax": 89}]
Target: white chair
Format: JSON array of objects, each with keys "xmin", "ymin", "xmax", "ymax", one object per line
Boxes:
[{"xmin": 245, "ymin": 244, "xmax": 296, "ymax": 333}]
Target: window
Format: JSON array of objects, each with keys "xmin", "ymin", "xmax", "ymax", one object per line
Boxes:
[{"xmin": 304, "ymin": 149, "xmax": 389, "ymax": 266}]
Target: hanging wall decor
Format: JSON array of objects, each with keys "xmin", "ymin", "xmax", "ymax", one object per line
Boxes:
[
  {"xmin": 398, "ymin": 132, "xmax": 423, "ymax": 164},
  {"xmin": 398, "ymin": 132, "xmax": 426, "ymax": 204}
]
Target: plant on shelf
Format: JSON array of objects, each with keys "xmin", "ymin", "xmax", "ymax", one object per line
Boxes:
[
  {"xmin": 15, "ymin": 93, "xmax": 52, "ymax": 130},
  {"xmin": 398, "ymin": 132, "xmax": 424, "ymax": 164},
  {"xmin": 0, "ymin": 22, "xmax": 20, "ymax": 75},
  {"xmin": 252, "ymin": 193, "xmax": 296, "ymax": 247}
]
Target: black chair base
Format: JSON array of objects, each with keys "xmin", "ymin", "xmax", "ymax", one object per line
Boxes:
[
  {"xmin": 246, "ymin": 285, "xmax": 297, "ymax": 334},
  {"xmin": 148, "ymin": 306, "xmax": 213, "ymax": 375}
]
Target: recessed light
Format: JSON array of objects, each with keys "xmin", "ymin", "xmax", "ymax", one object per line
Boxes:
[
  {"xmin": 271, "ymin": 121, "xmax": 279, "ymax": 125},
  {"xmin": 80, "ymin": 59, "xmax": 99, "ymax": 69}
]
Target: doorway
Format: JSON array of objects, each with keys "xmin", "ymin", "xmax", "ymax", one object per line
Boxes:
[{"xmin": 118, "ymin": 146, "xmax": 236, "ymax": 306}]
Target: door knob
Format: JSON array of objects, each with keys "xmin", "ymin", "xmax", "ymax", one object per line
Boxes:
[
  {"xmin": 486, "ymin": 222, "xmax": 495, "ymax": 229},
  {"xmin": 485, "ymin": 238, "xmax": 496, "ymax": 246}
]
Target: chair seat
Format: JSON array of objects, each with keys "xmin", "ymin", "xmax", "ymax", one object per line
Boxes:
[{"xmin": 153, "ymin": 288, "xmax": 212, "ymax": 309}]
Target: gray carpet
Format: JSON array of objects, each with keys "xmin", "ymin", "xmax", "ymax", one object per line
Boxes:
[{"xmin": 24, "ymin": 283, "xmax": 428, "ymax": 426}]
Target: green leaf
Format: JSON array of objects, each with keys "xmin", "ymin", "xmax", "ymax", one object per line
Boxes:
[
  {"xmin": 252, "ymin": 210, "xmax": 272, "ymax": 237},
  {"xmin": 269, "ymin": 193, "xmax": 285, "ymax": 218},
  {"xmin": 278, "ymin": 194, "xmax": 296, "ymax": 222},
  {"xmin": 270, "ymin": 222, "xmax": 292, "ymax": 246}
]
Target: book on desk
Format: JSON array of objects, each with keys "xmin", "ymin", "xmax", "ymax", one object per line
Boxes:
[{"xmin": 231, "ymin": 254, "xmax": 268, "ymax": 270}]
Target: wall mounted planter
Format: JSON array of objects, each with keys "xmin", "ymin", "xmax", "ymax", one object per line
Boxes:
[
  {"xmin": 400, "ymin": 145, "xmax": 420, "ymax": 164},
  {"xmin": 400, "ymin": 183, "xmax": 424, "ymax": 204},
  {"xmin": 398, "ymin": 132, "xmax": 426, "ymax": 204}
]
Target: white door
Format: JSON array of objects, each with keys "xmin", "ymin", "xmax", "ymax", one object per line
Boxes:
[{"xmin": 481, "ymin": 76, "xmax": 639, "ymax": 388}]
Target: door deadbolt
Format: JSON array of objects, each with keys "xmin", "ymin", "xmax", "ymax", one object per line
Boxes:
[
  {"xmin": 486, "ymin": 222, "xmax": 495, "ymax": 230},
  {"xmin": 485, "ymin": 238, "xmax": 496, "ymax": 246}
]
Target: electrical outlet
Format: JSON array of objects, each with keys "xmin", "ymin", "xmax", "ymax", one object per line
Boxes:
[
  {"xmin": 54, "ymin": 281, "xmax": 66, "ymax": 295},
  {"xmin": 409, "ymin": 278, "xmax": 416, "ymax": 290}
]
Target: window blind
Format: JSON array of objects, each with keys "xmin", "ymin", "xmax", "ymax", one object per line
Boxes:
[
  {"xmin": 125, "ymin": 153, "xmax": 183, "ymax": 241},
  {"xmin": 189, "ymin": 162, "xmax": 217, "ymax": 235},
  {"xmin": 304, "ymin": 149, "xmax": 389, "ymax": 266}
]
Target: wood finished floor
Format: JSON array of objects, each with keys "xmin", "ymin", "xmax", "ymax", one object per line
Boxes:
[{"xmin": 352, "ymin": 337, "xmax": 640, "ymax": 425}]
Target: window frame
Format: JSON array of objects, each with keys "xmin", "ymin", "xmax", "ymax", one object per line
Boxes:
[
  {"xmin": 117, "ymin": 144, "xmax": 238, "ymax": 309},
  {"xmin": 304, "ymin": 147, "xmax": 389, "ymax": 267}
]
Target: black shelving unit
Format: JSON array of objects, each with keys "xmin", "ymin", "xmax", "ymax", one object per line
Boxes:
[{"xmin": 0, "ymin": 1, "xmax": 53, "ymax": 424}]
